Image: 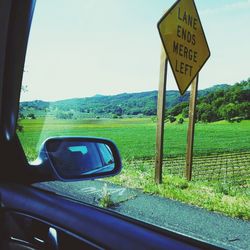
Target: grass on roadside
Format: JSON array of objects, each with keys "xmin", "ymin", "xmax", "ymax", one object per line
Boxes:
[
  {"xmin": 107, "ymin": 160, "xmax": 250, "ymax": 220},
  {"xmin": 98, "ymin": 183, "xmax": 115, "ymax": 208}
]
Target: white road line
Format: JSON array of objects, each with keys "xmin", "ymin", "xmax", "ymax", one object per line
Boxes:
[{"xmin": 80, "ymin": 186, "xmax": 127, "ymax": 196}]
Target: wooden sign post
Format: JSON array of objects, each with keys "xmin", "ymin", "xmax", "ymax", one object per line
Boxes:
[
  {"xmin": 186, "ymin": 74, "xmax": 198, "ymax": 181},
  {"xmin": 156, "ymin": 0, "xmax": 210, "ymax": 182},
  {"xmin": 155, "ymin": 49, "xmax": 168, "ymax": 184}
]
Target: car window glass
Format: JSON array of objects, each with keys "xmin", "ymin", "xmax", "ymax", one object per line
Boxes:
[
  {"xmin": 68, "ymin": 146, "xmax": 88, "ymax": 155},
  {"xmin": 18, "ymin": 1, "xmax": 250, "ymax": 248},
  {"xmin": 97, "ymin": 144, "xmax": 114, "ymax": 165}
]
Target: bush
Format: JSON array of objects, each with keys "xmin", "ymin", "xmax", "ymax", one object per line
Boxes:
[
  {"xmin": 27, "ymin": 113, "xmax": 36, "ymax": 119},
  {"xmin": 18, "ymin": 112, "xmax": 25, "ymax": 119},
  {"xmin": 178, "ymin": 118, "xmax": 184, "ymax": 124},
  {"xmin": 169, "ymin": 102, "xmax": 189, "ymax": 116},
  {"xmin": 169, "ymin": 115, "xmax": 176, "ymax": 123},
  {"xmin": 16, "ymin": 123, "xmax": 23, "ymax": 132},
  {"xmin": 55, "ymin": 111, "xmax": 74, "ymax": 119},
  {"xmin": 182, "ymin": 107, "xmax": 189, "ymax": 118},
  {"xmin": 219, "ymin": 103, "xmax": 238, "ymax": 121},
  {"xmin": 164, "ymin": 115, "xmax": 176, "ymax": 123},
  {"xmin": 229, "ymin": 117, "xmax": 243, "ymax": 123}
]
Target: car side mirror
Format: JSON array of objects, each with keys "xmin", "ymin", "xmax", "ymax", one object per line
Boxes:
[{"xmin": 31, "ymin": 137, "xmax": 122, "ymax": 181}]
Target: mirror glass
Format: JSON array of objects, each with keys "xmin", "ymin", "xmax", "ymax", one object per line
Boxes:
[{"xmin": 46, "ymin": 140, "xmax": 115, "ymax": 178}]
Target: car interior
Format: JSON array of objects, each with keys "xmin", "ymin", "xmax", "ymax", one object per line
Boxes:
[{"xmin": 0, "ymin": 1, "xmax": 225, "ymax": 249}]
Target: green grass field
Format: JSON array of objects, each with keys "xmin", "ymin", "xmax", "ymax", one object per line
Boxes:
[
  {"xmin": 17, "ymin": 117, "xmax": 250, "ymax": 219},
  {"xmin": 18, "ymin": 118, "xmax": 250, "ymax": 161}
]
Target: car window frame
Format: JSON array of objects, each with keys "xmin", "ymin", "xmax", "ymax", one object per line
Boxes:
[{"xmin": 0, "ymin": 1, "xmax": 235, "ymax": 249}]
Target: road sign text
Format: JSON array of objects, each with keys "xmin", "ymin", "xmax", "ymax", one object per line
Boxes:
[{"xmin": 158, "ymin": 0, "xmax": 210, "ymax": 95}]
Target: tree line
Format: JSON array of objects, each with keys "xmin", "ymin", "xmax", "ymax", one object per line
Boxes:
[
  {"xmin": 167, "ymin": 79, "xmax": 250, "ymax": 122},
  {"xmin": 19, "ymin": 79, "xmax": 249, "ymax": 122}
]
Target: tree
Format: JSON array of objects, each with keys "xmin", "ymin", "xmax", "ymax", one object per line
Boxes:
[
  {"xmin": 200, "ymin": 110, "xmax": 218, "ymax": 123},
  {"xmin": 182, "ymin": 107, "xmax": 189, "ymax": 118},
  {"xmin": 178, "ymin": 118, "xmax": 184, "ymax": 124},
  {"xmin": 196, "ymin": 103, "xmax": 211, "ymax": 121},
  {"xmin": 143, "ymin": 108, "xmax": 156, "ymax": 116},
  {"xmin": 55, "ymin": 111, "xmax": 74, "ymax": 120},
  {"xmin": 237, "ymin": 89, "xmax": 250, "ymax": 103},
  {"xmin": 212, "ymin": 97, "xmax": 225, "ymax": 109},
  {"xmin": 169, "ymin": 102, "xmax": 188, "ymax": 116},
  {"xmin": 168, "ymin": 115, "xmax": 176, "ymax": 123},
  {"xmin": 18, "ymin": 112, "xmax": 25, "ymax": 119},
  {"xmin": 219, "ymin": 103, "xmax": 238, "ymax": 121},
  {"xmin": 17, "ymin": 84, "xmax": 28, "ymax": 132},
  {"xmin": 27, "ymin": 113, "xmax": 36, "ymax": 119},
  {"xmin": 17, "ymin": 112, "xmax": 25, "ymax": 132},
  {"xmin": 114, "ymin": 106, "xmax": 123, "ymax": 116},
  {"xmin": 236, "ymin": 103, "xmax": 250, "ymax": 119}
]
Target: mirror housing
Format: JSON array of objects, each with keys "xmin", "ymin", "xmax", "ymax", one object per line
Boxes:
[{"xmin": 30, "ymin": 137, "xmax": 122, "ymax": 181}]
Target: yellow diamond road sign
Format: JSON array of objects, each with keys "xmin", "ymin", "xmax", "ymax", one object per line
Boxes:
[{"xmin": 158, "ymin": 0, "xmax": 210, "ymax": 95}]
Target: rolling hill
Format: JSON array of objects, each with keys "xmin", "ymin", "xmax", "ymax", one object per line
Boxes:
[{"xmin": 20, "ymin": 84, "xmax": 232, "ymax": 118}]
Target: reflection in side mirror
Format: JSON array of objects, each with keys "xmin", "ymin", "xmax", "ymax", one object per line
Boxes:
[
  {"xmin": 48, "ymin": 141, "xmax": 115, "ymax": 177},
  {"xmin": 34, "ymin": 137, "xmax": 122, "ymax": 181}
]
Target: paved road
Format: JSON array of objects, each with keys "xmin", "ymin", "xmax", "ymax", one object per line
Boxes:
[{"xmin": 34, "ymin": 180, "xmax": 250, "ymax": 250}]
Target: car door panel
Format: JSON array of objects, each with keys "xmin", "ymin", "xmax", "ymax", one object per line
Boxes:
[
  {"xmin": 1, "ymin": 210, "xmax": 100, "ymax": 250},
  {"xmin": 0, "ymin": 184, "xmax": 220, "ymax": 250}
]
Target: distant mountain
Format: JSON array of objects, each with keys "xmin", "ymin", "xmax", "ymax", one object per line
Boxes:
[
  {"xmin": 19, "ymin": 84, "xmax": 232, "ymax": 118},
  {"xmin": 20, "ymin": 100, "xmax": 50, "ymax": 110}
]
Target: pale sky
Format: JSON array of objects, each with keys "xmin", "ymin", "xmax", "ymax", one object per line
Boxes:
[{"xmin": 21, "ymin": 0, "xmax": 250, "ymax": 101}]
